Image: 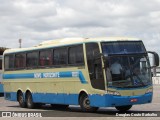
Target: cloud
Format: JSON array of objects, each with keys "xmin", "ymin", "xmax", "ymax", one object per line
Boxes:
[{"xmin": 0, "ymin": 0, "xmax": 160, "ymax": 55}]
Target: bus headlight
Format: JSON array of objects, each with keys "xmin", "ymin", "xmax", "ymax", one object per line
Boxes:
[
  {"xmin": 145, "ymin": 88, "xmax": 153, "ymax": 94},
  {"xmin": 106, "ymin": 90, "xmax": 121, "ymax": 96}
]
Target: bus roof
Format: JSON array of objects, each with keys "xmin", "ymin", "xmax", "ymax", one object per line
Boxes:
[{"xmin": 4, "ymin": 37, "xmax": 141, "ymax": 54}]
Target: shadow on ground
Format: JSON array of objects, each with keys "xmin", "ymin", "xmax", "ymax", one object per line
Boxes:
[{"xmin": 6, "ymin": 104, "xmax": 159, "ymax": 117}]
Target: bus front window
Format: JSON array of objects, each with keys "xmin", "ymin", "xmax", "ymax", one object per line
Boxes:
[
  {"xmin": 102, "ymin": 41, "xmax": 152, "ymax": 88},
  {"xmin": 105, "ymin": 55, "xmax": 151, "ymax": 88}
]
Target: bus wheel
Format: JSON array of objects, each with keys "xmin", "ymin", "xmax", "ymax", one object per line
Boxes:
[
  {"xmin": 17, "ymin": 92, "xmax": 26, "ymax": 108},
  {"xmin": 115, "ymin": 105, "xmax": 132, "ymax": 111},
  {"xmin": 26, "ymin": 92, "xmax": 35, "ymax": 109},
  {"xmin": 80, "ymin": 94, "xmax": 98, "ymax": 112}
]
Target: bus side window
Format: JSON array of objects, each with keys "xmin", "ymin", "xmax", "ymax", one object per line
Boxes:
[
  {"xmin": 26, "ymin": 51, "xmax": 39, "ymax": 68},
  {"xmin": 15, "ymin": 53, "xmax": 26, "ymax": 69},
  {"xmin": 39, "ymin": 50, "xmax": 52, "ymax": 67},
  {"xmin": 4, "ymin": 55, "xmax": 14, "ymax": 70},
  {"xmin": 86, "ymin": 43, "xmax": 105, "ymax": 90},
  {"xmin": 68, "ymin": 45, "xmax": 84, "ymax": 65},
  {"xmin": 53, "ymin": 48, "xmax": 67, "ymax": 66}
]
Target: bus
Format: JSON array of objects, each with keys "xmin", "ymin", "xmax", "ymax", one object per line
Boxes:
[
  {"xmin": 0, "ymin": 46, "xmax": 7, "ymax": 95},
  {"xmin": 2, "ymin": 37, "xmax": 159, "ymax": 112},
  {"xmin": 0, "ymin": 55, "xmax": 3, "ymax": 94}
]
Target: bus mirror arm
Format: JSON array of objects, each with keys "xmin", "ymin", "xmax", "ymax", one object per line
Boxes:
[
  {"xmin": 98, "ymin": 53, "xmax": 108, "ymax": 61},
  {"xmin": 147, "ymin": 51, "xmax": 159, "ymax": 67}
]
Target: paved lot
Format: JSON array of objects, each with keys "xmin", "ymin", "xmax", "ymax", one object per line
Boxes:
[{"xmin": 0, "ymin": 85, "xmax": 159, "ymax": 119}]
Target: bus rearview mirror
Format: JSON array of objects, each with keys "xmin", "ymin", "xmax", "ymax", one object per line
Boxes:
[{"xmin": 147, "ymin": 51, "xmax": 159, "ymax": 67}]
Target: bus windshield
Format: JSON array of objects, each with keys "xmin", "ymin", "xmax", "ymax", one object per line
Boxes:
[
  {"xmin": 102, "ymin": 42, "xmax": 151, "ymax": 88},
  {"xmin": 102, "ymin": 41, "xmax": 146, "ymax": 55}
]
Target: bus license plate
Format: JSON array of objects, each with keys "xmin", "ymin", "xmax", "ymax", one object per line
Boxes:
[{"xmin": 130, "ymin": 98, "xmax": 138, "ymax": 102}]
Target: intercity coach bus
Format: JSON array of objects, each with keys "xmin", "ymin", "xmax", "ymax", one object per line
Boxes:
[
  {"xmin": 2, "ymin": 37, "xmax": 159, "ymax": 112},
  {"xmin": 0, "ymin": 55, "xmax": 3, "ymax": 94},
  {"xmin": 0, "ymin": 47, "xmax": 7, "ymax": 95}
]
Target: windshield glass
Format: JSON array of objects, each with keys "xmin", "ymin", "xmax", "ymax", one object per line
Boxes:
[
  {"xmin": 105, "ymin": 55, "xmax": 151, "ymax": 88},
  {"xmin": 102, "ymin": 41, "xmax": 146, "ymax": 55}
]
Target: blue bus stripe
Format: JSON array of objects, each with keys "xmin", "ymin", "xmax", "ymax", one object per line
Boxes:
[
  {"xmin": 3, "ymin": 73, "xmax": 34, "ymax": 79},
  {"xmin": 3, "ymin": 71, "xmax": 88, "ymax": 84},
  {"xmin": 79, "ymin": 71, "xmax": 88, "ymax": 84},
  {"xmin": 4, "ymin": 92, "xmax": 152, "ymax": 107}
]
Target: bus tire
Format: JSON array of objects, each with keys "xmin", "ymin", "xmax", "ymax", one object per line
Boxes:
[
  {"xmin": 80, "ymin": 94, "xmax": 98, "ymax": 112},
  {"xmin": 115, "ymin": 105, "xmax": 132, "ymax": 111},
  {"xmin": 17, "ymin": 91, "xmax": 26, "ymax": 108},
  {"xmin": 26, "ymin": 92, "xmax": 35, "ymax": 109}
]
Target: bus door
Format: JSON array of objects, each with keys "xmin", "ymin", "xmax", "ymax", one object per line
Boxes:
[{"xmin": 86, "ymin": 43, "xmax": 105, "ymax": 90}]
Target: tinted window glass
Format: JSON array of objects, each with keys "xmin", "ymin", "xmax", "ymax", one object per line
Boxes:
[
  {"xmin": 102, "ymin": 41, "xmax": 146, "ymax": 55},
  {"xmin": 15, "ymin": 53, "xmax": 26, "ymax": 68},
  {"xmin": 26, "ymin": 51, "xmax": 38, "ymax": 67},
  {"xmin": 39, "ymin": 50, "xmax": 52, "ymax": 66},
  {"xmin": 53, "ymin": 48, "xmax": 67, "ymax": 65},
  {"xmin": 69, "ymin": 45, "xmax": 84, "ymax": 64},
  {"xmin": 5, "ymin": 55, "xmax": 14, "ymax": 70},
  {"xmin": 86, "ymin": 43, "xmax": 105, "ymax": 90}
]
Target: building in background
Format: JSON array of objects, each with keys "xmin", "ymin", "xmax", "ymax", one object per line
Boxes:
[{"xmin": 155, "ymin": 66, "xmax": 160, "ymax": 76}]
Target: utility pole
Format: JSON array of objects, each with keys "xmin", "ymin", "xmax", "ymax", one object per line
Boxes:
[{"xmin": 19, "ymin": 39, "xmax": 22, "ymax": 48}]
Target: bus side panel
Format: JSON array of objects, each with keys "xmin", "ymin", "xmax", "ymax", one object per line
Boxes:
[
  {"xmin": 89, "ymin": 93, "xmax": 152, "ymax": 107},
  {"xmin": 0, "ymin": 70, "xmax": 3, "ymax": 93},
  {"xmin": 32, "ymin": 93, "xmax": 64, "ymax": 104},
  {"xmin": 63, "ymin": 94, "xmax": 79, "ymax": 105},
  {"xmin": 4, "ymin": 92, "xmax": 17, "ymax": 101},
  {"xmin": 31, "ymin": 93, "xmax": 79, "ymax": 105},
  {"xmin": 2, "ymin": 69, "xmax": 91, "ymax": 105},
  {"xmin": 0, "ymin": 84, "xmax": 3, "ymax": 93},
  {"xmin": 3, "ymin": 79, "xmax": 80, "ymax": 105},
  {"xmin": 3, "ymin": 90, "xmax": 80, "ymax": 105}
]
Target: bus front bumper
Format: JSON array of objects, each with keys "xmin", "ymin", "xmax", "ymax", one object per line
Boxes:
[{"xmin": 89, "ymin": 92, "xmax": 152, "ymax": 107}]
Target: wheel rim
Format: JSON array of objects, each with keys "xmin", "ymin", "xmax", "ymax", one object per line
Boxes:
[
  {"xmin": 27, "ymin": 94, "xmax": 32, "ymax": 107},
  {"xmin": 19, "ymin": 96, "xmax": 23, "ymax": 104},
  {"xmin": 83, "ymin": 97, "xmax": 91, "ymax": 109},
  {"xmin": 18, "ymin": 94, "xmax": 23, "ymax": 105}
]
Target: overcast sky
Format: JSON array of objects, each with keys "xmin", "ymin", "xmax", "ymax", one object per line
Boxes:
[{"xmin": 0, "ymin": 0, "xmax": 160, "ymax": 54}]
